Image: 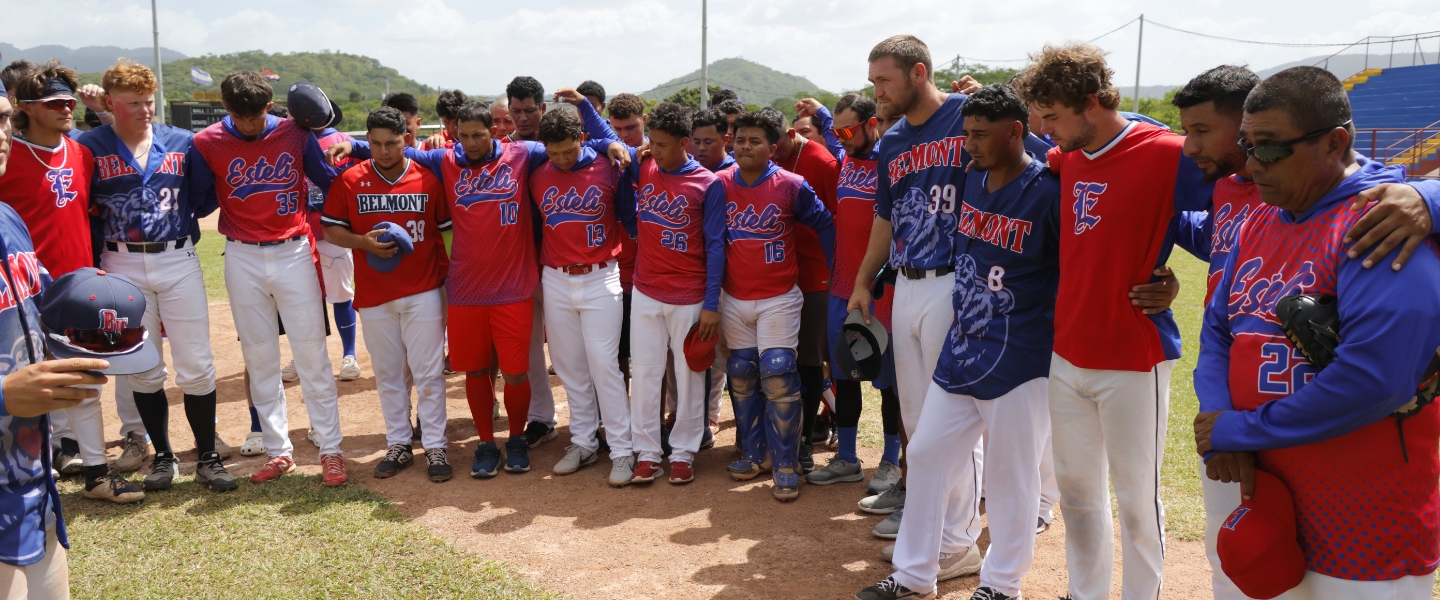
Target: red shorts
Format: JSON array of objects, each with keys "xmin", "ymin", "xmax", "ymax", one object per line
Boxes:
[{"xmin": 447, "ymin": 300, "xmax": 534, "ymax": 374}]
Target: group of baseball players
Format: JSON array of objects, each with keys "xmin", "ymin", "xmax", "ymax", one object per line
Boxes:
[{"xmin": 2, "ymin": 30, "xmax": 1440, "ymax": 600}]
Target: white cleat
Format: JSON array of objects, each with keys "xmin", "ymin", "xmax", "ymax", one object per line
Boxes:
[{"xmin": 337, "ymin": 355, "xmax": 361, "ymax": 381}]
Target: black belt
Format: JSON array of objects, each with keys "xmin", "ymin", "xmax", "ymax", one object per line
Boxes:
[
  {"xmin": 227, "ymin": 234, "xmax": 307, "ymax": 247},
  {"xmin": 104, "ymin": 238, "xmax": 189, "ymax": 253},
  {"xmin": 899, "ymin": 265, "xmax": 954, "ymax": 280}
]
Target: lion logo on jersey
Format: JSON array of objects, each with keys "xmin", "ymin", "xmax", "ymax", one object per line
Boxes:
[
  {"xmin": 945, "ymin": 254, "xmax": 1016, "ymax": 385},
  {"xmin": 46, "ymin": 168, "xmax": 78, "ymax": 208},
  {"xmin": 890, "ymin": 188, "xmax": 956, "ymax": 264},
  {"xmin": 95, "ymin": 188, "xmax": 183, "ymax": 242}
]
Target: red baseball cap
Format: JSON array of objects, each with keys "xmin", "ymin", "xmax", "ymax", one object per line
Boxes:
[
  {"xmin": 683, "ymin": 323, "xmax": 719, "ymax": 372},
  {"xmin": 1217, "ymin": 469, "xmax": 1306, "ymax": 599}
]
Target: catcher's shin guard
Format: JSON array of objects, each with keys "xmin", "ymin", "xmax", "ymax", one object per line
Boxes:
[
  {"xmin": 726, "ymin": 349, "xmax": 769, "ymax": 479},
  {"xmin": 760, "ymin": 348, "xmax": 803, "ymax": 501}
]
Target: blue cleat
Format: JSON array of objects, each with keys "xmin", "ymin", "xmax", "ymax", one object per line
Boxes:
[
  {"xmin": 471, "ymin": 441, "xmax": 501, "ymax": 478},
  {"xmin": 504, "ymin": 436, "xmax": 530, "ymax": 473}
]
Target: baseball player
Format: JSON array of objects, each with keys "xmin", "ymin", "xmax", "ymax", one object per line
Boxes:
[
  {"xmin": 74, "ymin": 59, "xmax": 237, "ymax": 493},
  {"xmin": 1011, "ymin": 43, "xmax": 1215, "ymax": 599},
  {"xmin": 762, "ymin": 107, "xmax": 839, "ymax": 473},
  {"xmin": 321, "ymin": 106, "xmax": 453, "ymax": 482},
  {"xmin": 858, "ymin": 83, "xmax": 1061, "ymax": 600},
  {"xmin": 1195, "ymin": 66, "xmax": 1440, "ymax": 599},
  {"xmin": 607, "ymin": 94, "xmax": 646, "ymax": 387},
  {"xmin": 189, "ymin": 70, "xmax": 346, "ymax": 487},
  {"xmin": 0, "ymin": 61, "xmax": 150, "ymax": 504},
  {"xmin": 613, "ymin": 102, "xmax": 726, "ymax": 485},
  {"xmin": 530, "ymin": 90, "xmax": 636, "ymax": 485},
  {"xmin": 420, "ymin": 89, "xmax": 467, "ymax": 151},
  {"xmin": 796, "ymin": 94, "xmax": 905, "ymax": 496},
  {"xmin": 846, "ymin": 36, "xmax": 984, "ymax": 548},
  {"xmin": 721, "ymin": 110, "xmax": 834, "ymax": 502},
  {"xmin": 329, "ymin": 99, "xmax": 627, "ymax": 477}
]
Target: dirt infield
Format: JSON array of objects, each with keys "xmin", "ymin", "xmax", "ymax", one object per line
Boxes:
[{"xmin": 90, "ymin": 302, "xmax": 1216, "ymax": 599}]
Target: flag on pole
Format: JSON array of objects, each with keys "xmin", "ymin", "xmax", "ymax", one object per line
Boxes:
[
  {"xmin": 262, "ymin": 68, "xmax": 280, "ymax": 81},
  {"xmin": 190, "ymin": 65, "xmax": 213, "ymax": 86}
]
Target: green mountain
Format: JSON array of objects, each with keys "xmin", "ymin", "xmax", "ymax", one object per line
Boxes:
[{"xmin": 641, "ymin": 57, "xmax": 827, "ymax": 106}]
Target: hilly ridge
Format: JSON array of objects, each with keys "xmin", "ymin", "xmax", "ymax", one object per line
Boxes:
[{"xmin": 641, "ymin": 57, "xmax": 827, "ymax": 106}]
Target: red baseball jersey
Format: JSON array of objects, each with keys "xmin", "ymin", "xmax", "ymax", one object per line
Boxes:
[
  {"xmin": 305, "ymin": 129, "xmax": 357, "ymax": 237},
  {"xmin": 421, "ymin": 129, "xmax": 456, "ymax": 151},
  {"xmin": 1205, "ymin": 175, "xmax": 1264, "ymax": 305},
  {"xmin": 721, "ymin": 164, "xmax": 831, "ymax": 301},
  {"xmin": 617, "ymin": 234, "xmax": 637, "ymax": 294},
  {"xmin": 830, "ymin": 152, "xmax": 879, "ymax": 302},
  {"xmin": 321, "ymin": 159, "xmax": 451, "ymax": 309},
  {"xmin": 631, "ymin": 158, "xmax": 724, "ymax": 307},
  {"xmin": 1046, "ymin": 122, "xmax": 1209, "ymax": 371},
  {"xmin": 442, "ymin": 141, "xmax": 539, "ymax": 306},
  {"xmin": 0, "ymin": 136, "xmax": 94, "ymax": 276},
  {"xmin": 191, "ymin": 116, "xmax": 333, "ymax": 243},
  {"xmin": 783, "ymin": 138, "xmax": 839, "ymax": 293},
  {"xmin": 529, "ymin": 156, "xmax": 622, "ymax": 268}
]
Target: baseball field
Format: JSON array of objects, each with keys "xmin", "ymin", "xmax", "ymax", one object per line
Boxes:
[{"xmin": 55, "ymin": 219, "xmax": 1234, "ymax": 599}]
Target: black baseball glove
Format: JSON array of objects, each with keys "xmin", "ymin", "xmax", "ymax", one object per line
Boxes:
[{"xmin": 1275, "ymin": 294, "xmax": 1341, "ymax": 369}]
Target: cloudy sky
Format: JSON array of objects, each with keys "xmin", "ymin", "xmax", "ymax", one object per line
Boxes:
[{"xmin": 8, "ymin": 0, "xmax": 1440, "ymax": 95}]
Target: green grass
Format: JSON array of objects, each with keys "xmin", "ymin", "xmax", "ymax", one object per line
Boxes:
[
  {"xmin": 59, "ymin": 475, "xmax": 560, "ymax": 600},
  {"xmin": 856, "ymin": 252, "xmax": 1212, "ymax": 540},
  {"xmin": 196, "ymin": 232, "xmax": 228, "ymax": 302}
]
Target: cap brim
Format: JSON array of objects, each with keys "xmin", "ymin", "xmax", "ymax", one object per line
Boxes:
[
  {"xmin": 367, "ymin": 252, "xmax": 402, "ymax": 273},
  {"xmin": 683, "ymin": 324, "xmax": 718, "ymax": 372},
  {"xmin": 844, "ymin": 309, "xmax": 888, "ymax": 355},
  {"xmin": 327, "ymin": 100, "xmax": 343, "ymax": 129},
  {"xmin": 44, "ymin": 338, "xmax": 160, "ymax": 375}
]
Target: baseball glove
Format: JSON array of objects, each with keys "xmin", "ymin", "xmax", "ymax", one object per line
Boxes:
[
  {"xmin": 1275, "ymin": 294, "xmax": 1341, "ymax": 369},
  {"xmin": 869, "ymin": 264, "xmax": 898, "ymax": 301}
]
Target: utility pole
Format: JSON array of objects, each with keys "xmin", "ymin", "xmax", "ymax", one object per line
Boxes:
[
  {"xmin": 1133, "ymin": 13, "xmax": 1144, "ymax": 113},
  {"xmin": 700, "ymin": 0, "xmax": 709, "ymax": 108},
  {"xmin": 152, "ymin": 0, "xmax": 165, "ymax": 124}
]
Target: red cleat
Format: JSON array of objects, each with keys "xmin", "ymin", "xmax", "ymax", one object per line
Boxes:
[
  {"xmin": 320, "ymin": 454, "xmax": 348, "ymax": 487},
  {"xmin": 249, "ymin": 456, "xmax": 296, "ymax": 483},
  {"xmin": 668, "ymin": 462, "xmax": 694, "ymax": 484},
  {"xmin": 631, "ymin": 460, "xmax": 663, "ymax": 483}
]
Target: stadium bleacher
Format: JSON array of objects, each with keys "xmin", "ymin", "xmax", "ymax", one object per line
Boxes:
[{"xmin": 1344, "ymin": 63, "xmax": 1440, "ymax": 176}]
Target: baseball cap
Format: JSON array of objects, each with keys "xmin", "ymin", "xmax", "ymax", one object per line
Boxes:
[
  {"xmin": 38, "ymin": 268, "xmax": 159, "ymax": 375},
  {"xmin": 1217, "ymin": 470, "xmax": 1306, "ymax": 599},
  {"xmin": 683, "ymin": 323, "xmax": 719, "ymax": 372},
  {"xmin": 286, "ymin": 81, "xmax": 342, "ymax": 130},
  {"xmin": 367, "ymin": 222, "xmax": 414, "ymax": 273},
  {"xmin": 835, "ymin": 309, "xmax": 888, "ymax": 381}
]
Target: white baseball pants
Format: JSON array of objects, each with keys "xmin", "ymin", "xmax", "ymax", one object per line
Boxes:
[
  {"xmin": 112, "ymin": 379, "xmax": 145, "ymax": 438},
  {"xmin": 895, "ymin": 380, "xmax": 1045, "ymax": 596},
  {"xmin": 664, "ymin": 354, "xmax": 726, "ymax": 426},
  {"xmin": 984, "ymin": 427, "xmax": 1060, "ymax": 524},
  {"xmin": 60, "ymin": 391, "xmax": 105, "ymax": 467},
  {"xmin": 100, "ymin": 247, "xmax": 218, "ymax": 395},
  {"xmin": 225, "ymin": 238, "xmax": 341, "ymax": 458},
  {"xmin": 542, "ymin": 264, "xmax": 632, "ymax": 459},
  {"xmin": 1289, "ymin": 570, "xmax": 1435, "ymax": 600},
  {"xmin": 1048, "ymin": 352, "xmax": 1173, "ymax": 600},
  {"xmin": 890, "ymin": 273, "xmax": 956, "ymax": 436},
  {"xmin": 359, "ymin": 288, "xmax": 448, "ymax": 450},
  {"xmin": 629, "ymin": 291, "xmax": 708, "ymax": 464},
  {"xmin": 314, "ymin": 238, "xmax": 355, "ymax": 304},
  {"xmin": 720, "ymin": 286, "xmax": 803, "ymax": 351},
  {"xmin": 526, "ymin": 295, "xmax": 557, "ymax": 427}
]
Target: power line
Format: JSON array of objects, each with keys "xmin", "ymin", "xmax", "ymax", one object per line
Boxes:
[
  {"xmin": 1088, "ymin": 16, "xmax": 1140, "ymax": 44},
  {"xmin": 1145, "ymin": 19, "xmax": 1436, "ymax": 47},
  {"xmin": 949, "ymin": 16, "xmax": 1139, "ymax": 66}
]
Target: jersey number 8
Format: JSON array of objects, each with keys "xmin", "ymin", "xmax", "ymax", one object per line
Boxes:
[{"xmin": 928, "ymin": 184, "xmax": 957, "ymax": 215}]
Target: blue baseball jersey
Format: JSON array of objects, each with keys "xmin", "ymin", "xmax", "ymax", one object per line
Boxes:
[
  {"xmin": 0, "ymin": 203, "xmax": 67, "ymax": 566},
  {"xmin": 875, "ymin": 93, "xmax": 971, "ymax": 270},
  {"xmin": 933, "ymin": 156, "xmax": 1061, "ymax": 400},
  {"xmin": 77, "ymin": 124, "xmax": 218, "ymax": 243}
]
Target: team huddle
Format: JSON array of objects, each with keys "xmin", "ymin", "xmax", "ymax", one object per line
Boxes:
[{"xmin": 2, "ymin": 29, "xmax": 1440, "ymax": 600}]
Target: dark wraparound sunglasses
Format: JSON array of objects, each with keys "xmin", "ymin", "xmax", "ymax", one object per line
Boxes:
[{"xmin": 1238, "ymin": 121, "xmax": 1351, "ymax": 165}]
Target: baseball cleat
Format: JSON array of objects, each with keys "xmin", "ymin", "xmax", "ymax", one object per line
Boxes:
[
  {"xmin": 374, "ymin": 444, "xmax": 414, "ymax": 479},
  {"xmin": 969, "ymin": 586, "xmax": 1017, "ymax": 600},
  {"xmin": 726, "ymin": 459, "xmax": 766, "ymax": 481},
  {"xmin": 668, "ymin": 461, "xmax": 694, "ymax": 484},
  {"xmin": 280, "ymin": 359, "xmax": 299, "ymax": 383},
  {"xmin": 859, "ymin": 483, "xmax": 906, "ymax": 514},
  {"xmin": 214, "ymin": 433, "xmax": 233, "ymax": 459},
  {"xmin": 807, "ymin": 457, "xmax": 865, "ymax": 485},
  {"xmin": 426, "ymin": 448, "xmax": 453, "ymax": 482},
  {"xmin": 880, "ymin": 544, "xmax": 894, "ymax": 562},
  {"xmin": 115, "ymin": 431, "xmax": 150, "ymax": 473},
  {"xmin": 938, "ymin": 545, "xmax": 982, "ymax": 581},
  {"xmin": 699, "ymin": 424, "xmax": 715, "ymax": 450},
  {"xmin": 239, "ymin": 432, "xmax": 266, "ymax": 456},
  {"xmin": 873, "ymin": 505, "xmax": 903, "ymax": 539},
  {"xmin": 524, "ymin": 420, "xmax": 558, "ymax": 448},
  {"xmin": 471, "ymin": 442, "xmax": 502, "ymax": 478},
  {"xmin": 306, "ymin": 429, "xmax": 321, "ymax": 448},
  {"xmin": 1037, "ymin": 517, "xmax": 1050, "ymax": 535},
  {"xmin": 773, "ymin": 468, "xmax": 801, "ymax": 501},
  {"xmin": 855, "ymin": 575, "xmax": 936, "ymax": 600},
  {"xmin": 552, "ymin": 445, "xmax": 597, "ymax": 475},
  {"xmin": 249, "ymin": 455, "xmax": 296, "ymax": 483},
  {"xmin": 631, "ymin": 460, "xmax": 662, "ymax": 483},
  {"xmin": 608, "ymin": 456, "xmax": 636, "ymax": 488},
  {"xmin": 867, "ymin": 460, "xmax": 902, "ymax": 496},
  {"xmin": 337, "ymin": 355, "xmax": 361, "ymax": 381},
  {"xmin": 54, "ymin": 440, "xmax": 83, "ymax": 477},
  {"xmin": 83, "ymin": 469, "xmax": 145, "ymax": 504},
  {"xmin": 195, "ymin": 451, "xmax": 239, "ymax": 492},
  {"xmin": 503, "ymin": 437, "xmax": 530, "ymax": 473},
  {"xmin": 320, "ymin": 454, "xmax": 348, "ymax": 487},
  {"xmin": 143, "ymin": 452, "xmax": 178, "ymax": 491},
  {"xmin": 798, "ymin": 442, "xmax": 815, "ymax": 474}
]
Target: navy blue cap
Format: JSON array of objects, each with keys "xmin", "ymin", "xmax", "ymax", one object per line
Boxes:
[
  {"xmin": 286, "ymin": 81, "xmax": 342, "ymax": 130},
  {"xmin": 38, "ymin": 268, "xmax": 159, "ymax": 375},
  {"xmin": 367, "ymin": 222, "xmax": 414, "ymax": 273}
]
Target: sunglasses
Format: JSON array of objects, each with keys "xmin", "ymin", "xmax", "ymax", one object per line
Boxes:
[
  {"xmin": 22, "ymin": 98, "xmax": 77, "ymax": 112},
  {"xmin": 832, "ymin": 117, "xmax": 877, "ymax": 141},
  {"xmin": 49, "ymin": 327, "xmax": 147, "ymax": 355},
  {"xmin": 1238, "ymin": 121, "xmax": 1350, "ymax": 165}
]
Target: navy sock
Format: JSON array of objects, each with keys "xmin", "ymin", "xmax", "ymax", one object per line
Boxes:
[
  {"xmin": 881, "ymin": 434, "xmax": 901, "ymax": 465},
  {"xmin": 838, "ymin": 427, "xmax": 858, "ymax": 463},
  {"xmin": 249, "ymin": 406, "xmax": 262, "ymax": 433},
  {"xmin": 333, "ymin": 300, "xmax": 357, "ymax": 357}
]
